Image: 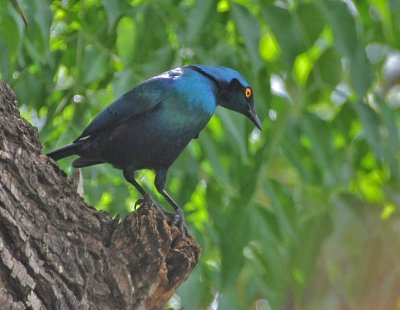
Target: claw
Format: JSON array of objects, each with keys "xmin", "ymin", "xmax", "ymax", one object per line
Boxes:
[
  {"xmin": 134, "ymin": 193, "xmax": 155, "ymax": 209},
  {"xmin": 171, "ymin": 209, "xmax": 186, "ymax": 238},
  {"xmin": 134, "ymin": 199, "xmax": 144, "ymax": 209}
]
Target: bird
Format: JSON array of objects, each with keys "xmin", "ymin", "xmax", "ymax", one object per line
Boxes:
[{"xmin": 47, "ymin": 65, "xmax": 262, "ymax": 234}]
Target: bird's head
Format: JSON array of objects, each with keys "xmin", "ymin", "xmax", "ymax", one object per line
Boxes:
[{"xmin": 189, "ymin": 65, "xmax": 262, "ymax": 130}]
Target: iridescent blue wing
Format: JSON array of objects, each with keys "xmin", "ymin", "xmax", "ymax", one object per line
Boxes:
[{"xmin": 74, "ymin": 69, "xmax": 182, "ymax": 142}]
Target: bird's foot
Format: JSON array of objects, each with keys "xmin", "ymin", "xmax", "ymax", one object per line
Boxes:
[
  {"xmin": 172, "ymin": 209, "xmax": 186, "ymax": 238},
  {"xmin": 134, "ymin": 193, "xmax": 155, "ymax": 209}
]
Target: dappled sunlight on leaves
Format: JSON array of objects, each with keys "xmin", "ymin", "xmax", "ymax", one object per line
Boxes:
[{"xmin": 1, "ymin": 0, "xmax": 400, "ymax": 308}]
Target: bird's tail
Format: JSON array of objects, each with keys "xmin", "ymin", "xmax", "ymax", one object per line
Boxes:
[{"xmin": 47, "ymin": 143, "xmax": 81, "ymax": 161}]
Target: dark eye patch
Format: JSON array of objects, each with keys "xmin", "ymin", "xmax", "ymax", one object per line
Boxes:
[{"xmin": 230, "ymin": 78, "xmax": 242, "ymax": 89}]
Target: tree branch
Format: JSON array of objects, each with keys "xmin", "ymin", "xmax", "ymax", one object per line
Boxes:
[{"xmin": 0, "ymin": 81, "xmax": 201, "ymax": 310}]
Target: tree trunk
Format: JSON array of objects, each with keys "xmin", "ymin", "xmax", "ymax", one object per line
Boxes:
[{"xmin": 0, "ymin": 82, "xmax": 201, "ymax": 310}]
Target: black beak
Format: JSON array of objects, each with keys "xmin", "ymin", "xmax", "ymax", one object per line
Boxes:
[{"xmin": 248, "ymin": 107, "xmax": 262, "ymax": 131}]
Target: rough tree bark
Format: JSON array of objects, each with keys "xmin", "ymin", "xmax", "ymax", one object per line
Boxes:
[{"xmin": 0, "ymin": 82, "xmax": 201, "ymax": 310}]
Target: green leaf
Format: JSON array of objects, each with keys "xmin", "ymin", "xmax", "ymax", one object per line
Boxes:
[
  {"xmin": 230, "ymin": 3, "xmax": 261, "ymax": 68},
  {"xmin": 375, "ymin": 95, "xmax": 400, "ymax": 181},
  {"xmin": 103, "ymin": 0, "xmax": 130, "ymax": 31},
  {"xmin": 0, "ymin": 11, "xmax": 20, "ymax": 56},
  {"xmin": 186, "ymin": 0, "xmax": 215, "ymax": 42},
  {"xmin": 313, "ymin": 48, "xmax": 342, "ymax": 87},
  {"xmin": 0, "ymin": 39, "xmax": 10, "ymax": 79},
  {"xmin": 199, "ymin": 131, "xmax": 235, "ymax": 195},
  {"xmin": 264, "ymin": 179, "xmax": 296, "ymax": 241},
  {"xmin": 32, "ymin": 0, "xmax": 52, "ymax": 51},
  {"xmin": 296, "ymin": 2, "xmax": 325, "ymax": 47},
  {"xmin": 219, "ymin": 205, "xmax": 250, "ymax": 289},
  {"xmin": 82, "ymin": 48, "xmax": 109, "ymax": 85},
  {"xmin": 301, "ymin": 113, "xmax": 336, "ymax": 185},
  {"xmin": 352, "ymin": 101, "xmax": 384, "ymax": 158},
  {"xmin": 259, "ymin": 31, "xmax": 280, "ymax": 62},
  {"xmin": 317, "ymin": 1, "xmax": 358, "ymax": 59},
  {"xmin": 262, "ymin": 4, "xmax": 306, "ymax": 68},
  {"xmin": 116, "ymin": 17, "xmax": 136, "ymax": 65},
  {"xmin": 10, "ymin": 0, "xmax": 27, "ymax": 26},
  {"xmin": 216, "ymin": 109, "xmax": 247, "ymax": 161},
  {"xmin": 349, "ymin": 49, "xmax": 372, "ymax": 96},
  {"xmin": 317, "ymin": 0, "xmax": 372, "ymax": 95},
  {"xmin": 294, "ymin": 212, "xmax": 333, "ymax": 288}
]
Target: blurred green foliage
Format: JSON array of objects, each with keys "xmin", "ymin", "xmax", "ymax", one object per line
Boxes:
[{"xmin": 1, "ymin": 0, "xmax": 400, "ymax": 309}]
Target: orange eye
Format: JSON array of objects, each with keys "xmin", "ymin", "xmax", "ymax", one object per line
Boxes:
[{"xmin": 245, "ymin": 88, "xmax": 252, "ymax": 98}]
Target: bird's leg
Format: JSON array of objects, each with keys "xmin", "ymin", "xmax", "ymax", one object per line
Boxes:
[
  {"xmin": 155, "ymin": 169, "xmax": 186, "ymax": 235},
  {"xmin": 123, "ymin": 168, "xmax": 154, "ymax": 207}
]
